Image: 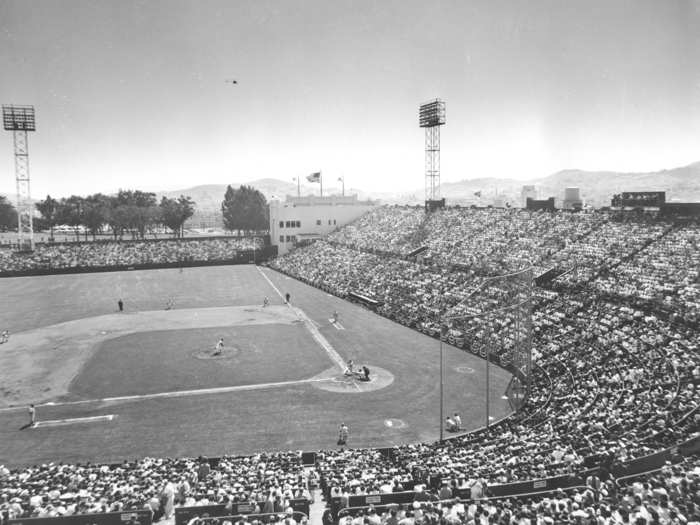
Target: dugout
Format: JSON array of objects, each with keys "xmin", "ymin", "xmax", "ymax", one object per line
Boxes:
[{"xmin": 347, "ymin": 290, "xmax": 383, "ymax": 309}]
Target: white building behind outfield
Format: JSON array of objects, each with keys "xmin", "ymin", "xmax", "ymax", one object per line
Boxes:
[
  {"xmin": 521, "ymin": 185, "xmax": 537, "ymax": 208},
  {"xmin": 269, "ymin": 195, "xmax": 376, "ymax": 255}
]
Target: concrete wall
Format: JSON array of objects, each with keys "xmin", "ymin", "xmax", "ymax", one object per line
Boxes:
[{"xmin": 269, "ymin": 195, "xmax": 376, "ymax": 255}]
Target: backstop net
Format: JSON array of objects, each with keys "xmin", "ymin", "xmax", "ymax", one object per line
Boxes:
[{"xmin": 443, "ymin": 266, "xmax": 533, "ymax": 413}]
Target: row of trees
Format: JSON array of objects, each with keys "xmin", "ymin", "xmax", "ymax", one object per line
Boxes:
[
  {"xmin": 35, "ymin": 191, "xmax": 195, "ymax": 240},
  {"xmin": 0, "ymin": 183, "xmax": 271, "ymax": 240}
]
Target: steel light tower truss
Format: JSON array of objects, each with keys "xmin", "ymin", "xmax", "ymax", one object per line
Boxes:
[
  {"xmin": 3, "ymin": 105, "xmax": 36, "ymax": 251},
  {"xmin": 419, "ymin": 99, "xmax": 446, "ymax": 204}
]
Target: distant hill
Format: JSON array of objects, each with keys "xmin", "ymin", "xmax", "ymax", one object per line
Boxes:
[
  {"xmin": 411, "ymin": 162, "xmax": 700, "ymax": 207},
  {"xmin": 428, "ymin": 177, "xmax": 524, "ymax": 205},
  {"xmin": 12, "ymin": 161, "xmax": 697, "ymax": 211},
  {"xmin": 161, "ymin": 162, "xmax": 700, "ymax": 210},
  {"xmin": 532, "ymin": 162, "xmax": 700, "ymax": 207},
  {"xmin": 158, "ymin": 179, "xmax": 381, "ymax": 212},
  {"xmin": 157, "ymin": 179, "xmax": 299, "ymax": 211}
]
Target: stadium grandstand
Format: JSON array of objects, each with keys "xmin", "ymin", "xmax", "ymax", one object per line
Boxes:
[
  {"xmin": 0, "ymin": 237, "xmax": 269, "ymax": 276},
  {"xmin": 1, "ymin": 205, "xmax": 699, "ymax": 525}
]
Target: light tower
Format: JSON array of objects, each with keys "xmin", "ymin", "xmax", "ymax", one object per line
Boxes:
[
  {"xmin": 419, "ymin": 99, "xmax": 446, "ymax": 211},
  {"xmin": 2, "ymin": 105, "xmax": 36, "ymax": 251}
]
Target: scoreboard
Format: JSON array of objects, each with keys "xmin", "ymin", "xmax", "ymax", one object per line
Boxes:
[{"xmin": 611, "ymin": 191, "xmax": 666, "ymax": 208}]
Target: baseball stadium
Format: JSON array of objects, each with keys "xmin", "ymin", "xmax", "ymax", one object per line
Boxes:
[
  {"xmin": 1, "ymin": 1, "xmax": 700, "ymax": 524},
  {"xmin": 1, "ymin": 201, "xmax": 699, "ymax": 525}
]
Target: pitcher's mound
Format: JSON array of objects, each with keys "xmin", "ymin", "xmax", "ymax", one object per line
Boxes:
[{"xmin": 191, "ymin": 347, "xmax": 240, "ymax": 360}]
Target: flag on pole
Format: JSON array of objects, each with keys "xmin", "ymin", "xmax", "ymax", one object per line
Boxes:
[
  {"xmin": 307, "ymin": 172, "xmax": 321, "ymax": 183},
  {"xmin": 474, "ymin": 191, "xmax": 482, "ymax": 197}
]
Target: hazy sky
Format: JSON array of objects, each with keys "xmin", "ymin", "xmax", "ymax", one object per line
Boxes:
[{"xmin": 1, "ymin": 0, "xmax": 699, "ymax": 197}]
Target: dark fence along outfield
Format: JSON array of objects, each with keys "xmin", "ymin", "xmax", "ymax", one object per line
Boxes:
[{"xmin": 0, "ymin": 247, "xmax": 278, "ymax": 278}]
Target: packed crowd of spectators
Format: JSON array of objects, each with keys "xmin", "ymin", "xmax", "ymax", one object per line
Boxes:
[
  {"xmin": 312, "ymin": 292, "xmax": 698, "ymax": 497},
  {"xmin": 269, "ymin": 206, "xmax": 699, "ymax": 507},
  {"xmin": 0, "ymin": 238, "xmax": 264, "ymax": 275},
  {"xmin": 419, "ymin": 208, "xmax": 605, "ymax": 275},
  {"xmin": 550, "ymin": 216, "xmax": 670, "ymax": 285},
  {"xmin": 333, "ymin": 456, "xmax": 700, "ymax": 524},
  {"xmin": 0, "ymin": 452, "xmax": 314, "ymax": 523},
  {"xmin": 326, "ymin": 207, "xmax": 609, "ymax": 275},
  {"xmin": 273, "ymin": 207, "xmax": 700, "ymax": 321},
  {"xmin": 1, "ymin": 206, "xmax": 699, "ymax": 524},
  {"xmin": 593, "ymin": 223, "xmax": 700, "ymax": 323},
  {"xmin": 327, "ymin": 207, "xmax": 427, "ymax": 256},
  {"xmin": 323, "ymin": 207, "xmax": 696, "ymax": 292}
]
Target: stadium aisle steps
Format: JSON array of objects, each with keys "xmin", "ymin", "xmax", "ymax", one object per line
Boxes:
[
  {"xmin": 155, "ymin": 516, "xmax": 174, "ymax": 525},
  {"xmin": 309, "ymin": 488, "xmax": 326, "ymax": 524}
]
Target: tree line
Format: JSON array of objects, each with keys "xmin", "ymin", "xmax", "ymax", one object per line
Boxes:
[
  {"xmin": 0, "ymin": 183, "xmax": 270, "ymax": 240},
  {"xmin": 33, "ymin": 191, "xmax": 196, "ymax": 240}
]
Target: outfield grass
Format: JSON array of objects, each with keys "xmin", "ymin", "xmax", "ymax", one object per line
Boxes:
[
  {"xmin": 0, "ymin": 265, "xmax": 512, "ymax": 467},
  {"xmin": 0, "ymin": 265, "xmax": 268, "ymax": 333}
]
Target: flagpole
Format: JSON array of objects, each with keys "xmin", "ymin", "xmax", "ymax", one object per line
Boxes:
[{"xmin": 320, "ymin": 171, "xmax": 323, "ymax": 197}]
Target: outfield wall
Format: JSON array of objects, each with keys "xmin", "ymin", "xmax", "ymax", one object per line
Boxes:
[{"xmin": 0, "ymin": 246, "xmax": 278, "ymax": 278}]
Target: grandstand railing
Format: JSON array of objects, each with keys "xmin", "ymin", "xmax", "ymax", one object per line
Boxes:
[
  {"xmin": 328, "ymin": 434, "xmax": 700, "ymax": 519},
  {"xmin": 8, "ymin": 509, "xmax": 153, "ymax": 525},
  {"xmin": 175, "ymin": 500, "xmax": 310, "ymax": 525},
  {"xmin": 191, "ymin": 512, "xmax": 308, "ymax": 525},
  {"xmin": 335, "ymin": 488, "xmax": 594, "ymax": 521},
  {"xmin": 330, "ymin": 492, "xmax": 417, "ymax": 520},
  {"xmin": 329, "ymin": 474, "xmax": 585, "ymax": 519},
  {"xmin": 611, "ymin": 433, "xmax": 700, "ymax": 478}
]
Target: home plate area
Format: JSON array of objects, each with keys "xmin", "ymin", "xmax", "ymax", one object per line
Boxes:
[{"xmin": 311, "ymin": 365, "xmax": 394, "ymax": 393}]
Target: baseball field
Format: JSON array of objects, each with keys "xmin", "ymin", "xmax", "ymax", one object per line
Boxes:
[{"xmin": 0, "ymin": 264, "xmax": 512, "ymax": 467}]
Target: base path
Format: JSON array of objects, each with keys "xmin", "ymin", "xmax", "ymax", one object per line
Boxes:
[
  {"xmin": 33, "ymin": 415, "xmax": 116, "ymax": 428},
  {"xmin": 257, "ymin": 266, "xmax": 347, "ymax": 372}
]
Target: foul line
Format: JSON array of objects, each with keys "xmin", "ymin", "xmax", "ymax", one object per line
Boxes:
[
  {"xmin": 294, "ymin": 308, "xmax": 346, "ymax": 372},
  {"xmin": 33, "ymin": 415, "xmax": 115, "ymax": 428},
  {"xmin": 256, "ymin": 267, "xmax": 346, "ymax": 372},
  {"xmin": 91, "ymin": 377, "xmax": 330, "ymax": 404},
  {"xmin": 0, "ymin": 377, "xmax": 333, "ymax": 412},
  {"xmin": 256, "ymin": 266, "xmax": 286, "ymax": 302}
]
